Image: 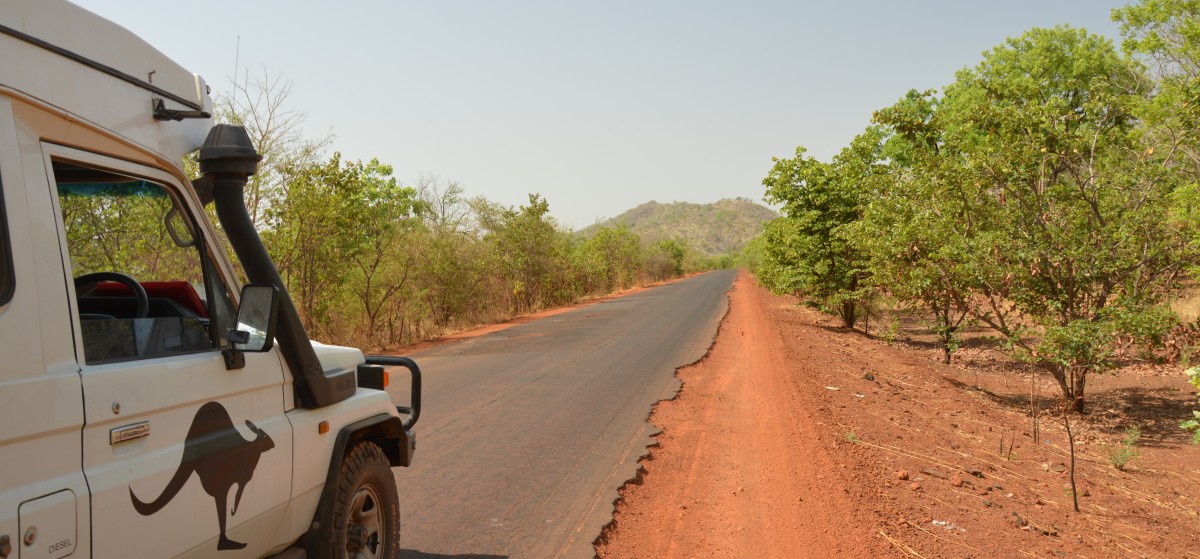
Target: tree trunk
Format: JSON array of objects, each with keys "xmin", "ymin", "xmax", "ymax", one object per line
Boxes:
[
  {"xmin": 1071, "ymin": 368, "xmax": 1087, "ymax": 413},
  {"xmin": 1049, "ymin": 364, "xmax": 1088, "ymax": 414},
  {"xmin": 939, "ymin": 309, "xmax": 952, "ymax": 365},
  {"xmin": 1063, "ymin": 407, "xmax": 1080, "ymax": 512},
  {"xmin": 840, "ymin": 299, "xmax": 857, "ymax": 329},
  {"xmin": 928, "ymin": 301, "xmax": 955, "ymax": 365}
]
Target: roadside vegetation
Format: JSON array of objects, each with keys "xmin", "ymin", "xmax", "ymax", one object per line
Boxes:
[
  {"xmin": 170, "ymin": 71, "xmax": 749, "ymax": 351},
  {"xmin": 209, "ymin": 90, "xmax": 686, "ymax": 348},
  {"xmin": 756, "ymin": 0, "xmax": 1200, "ymax": 420}
]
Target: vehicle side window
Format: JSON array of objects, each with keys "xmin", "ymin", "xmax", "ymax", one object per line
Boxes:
[
  {"xmin": 0, "ymin": 170, "xmax": 12, "ymax": 306},
  {"xmin": 52, "ymin": 160, "xmax": 233, "ymax": 364}
]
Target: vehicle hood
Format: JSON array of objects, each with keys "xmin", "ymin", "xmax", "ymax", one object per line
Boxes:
[{"xmin": 309, "ymin": 340, "xmax": 364, "ymax": 372}]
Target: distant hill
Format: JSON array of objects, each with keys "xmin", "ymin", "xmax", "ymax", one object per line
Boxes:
[{"xmin": 581, "ymin": 198, "xmax": 778, "ymax": 256}]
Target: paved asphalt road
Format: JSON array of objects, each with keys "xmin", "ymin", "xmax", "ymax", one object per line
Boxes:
[{"xmin": 386, "ymin": 270, "xmax": 736, "ymax": 559}]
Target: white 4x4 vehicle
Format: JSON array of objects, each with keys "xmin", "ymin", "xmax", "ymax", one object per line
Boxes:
[{"xmin": 0, "ymin": 1, "xmax": 421, "ymax": 558}]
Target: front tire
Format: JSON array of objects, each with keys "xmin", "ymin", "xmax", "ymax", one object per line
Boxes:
[{"xmin": 326, "ymin": 442, "xmax": 400, "ymax": 559}]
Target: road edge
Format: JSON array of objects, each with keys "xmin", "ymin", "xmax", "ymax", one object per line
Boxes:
[{"xmin": 588, "ymin": 271, "xmax": 739, "ymax": 555}]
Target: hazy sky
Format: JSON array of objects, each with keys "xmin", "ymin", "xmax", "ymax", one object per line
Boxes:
[{"xmin": 71, "ymin": 1, "xmax": 1127, "ymax": 229}]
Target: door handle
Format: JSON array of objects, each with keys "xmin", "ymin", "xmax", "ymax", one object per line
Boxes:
[{"xmin": 110, "ymin": 421, "xmax": 150, "ymax": 445}]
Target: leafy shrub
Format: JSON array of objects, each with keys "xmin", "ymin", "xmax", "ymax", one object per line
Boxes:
[
  {"xmin": 1181, "ymin": 368, "xmax": 1200, "ymax": 444},
  {"xmin": 1109, "ymin": 425, "xmax": 1142, "ymax": 470}
]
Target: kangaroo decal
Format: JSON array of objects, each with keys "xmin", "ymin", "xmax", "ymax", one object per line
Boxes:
[{"xmin": 129, "ymin": 401, "xmax": 276, "ymax": 551}]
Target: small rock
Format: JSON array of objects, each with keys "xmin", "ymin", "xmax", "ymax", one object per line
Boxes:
[
  {"xmin": 1081, "ymin": 487, "xmax": 1091, "ymax": 497},
  {"xmin": 951, "ymin": 475, "xmax": 965, "ymax": 488},
  {"xmin": 1010, "ymin": 512, "xmax": 1028, "ymax": 528},
  {"xmin": 920, "ymin": 468, "xmax": 949, "ymax": 480},
  {"xmin": 965, "ymin": 468, "xmax": 984, "ymax": 478},
  {"xmin": 909, "ymin": 483, "xmax": 922, "ymax": 491},
  {"xmin": 864, "ymin": 373, "xmax": 875, "ymax": 381},
  {"xmin": 1025, "ymin": 525, "xmax": 1057, "ymax": 536},
  {"xmin": 896, "ymin": 470, "xmax": 910, "ymax": 481},
  {"xmin": 982, "ymin": 500, "xmax": 994, "ymax": 508},
  {"xmin": 1005, "ymin": 492, "xmax": 1014, "ymax": 499},
  {"xmin": 1050, "ymin": 463, "xmax": 1067, "ymax": 473}
]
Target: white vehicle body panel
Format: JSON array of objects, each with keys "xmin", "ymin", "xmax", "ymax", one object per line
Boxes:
[
  {"xmin": 0, "ymin": 94, "xmax": 92, "ymax": 558},
  {"xmin": 0, "ymin": 1, "xmax": 409, "ymax": 558},
  {"xmin": 1, "ymin": 0, "xmax": 211, "ymax": 161}
]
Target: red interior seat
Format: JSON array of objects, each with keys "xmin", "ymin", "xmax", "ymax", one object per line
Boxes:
[{"xmin": 91, "ymin": 280, "xmax": 208, "ymax": 318}]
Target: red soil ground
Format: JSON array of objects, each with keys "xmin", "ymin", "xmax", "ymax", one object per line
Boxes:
[{"xmin": 596, "ymin": 272, "xmax": 1200, "ymax": 559}]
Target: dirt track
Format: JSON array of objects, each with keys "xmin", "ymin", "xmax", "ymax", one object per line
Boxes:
[{"xmin": 596, "ymin": 272, "xmax": 1200, "ymax": 558}]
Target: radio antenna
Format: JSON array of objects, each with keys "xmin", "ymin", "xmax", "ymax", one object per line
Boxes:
[{"xmin": 233, "ymin": 35, "xmax": 241, "ymax": 91}]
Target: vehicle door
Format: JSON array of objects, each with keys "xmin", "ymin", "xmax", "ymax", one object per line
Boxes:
[
  {"xmin": 0, "ymin": 101, "xmax": 92, "ymax": 559},
  {"xmin": 43, "ymin": 145, "xmax": 293, "ymax": 558}
]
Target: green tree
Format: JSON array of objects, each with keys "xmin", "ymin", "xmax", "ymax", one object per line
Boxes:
[
  {"xmin": 650, "ymin": 239, "xmax": 688, "ymax": 277},
  {"xmin": 580, "ymin": 225, "xmax": 643, "ymax": 292},
  {"xmin": 1114, "ymin": 0, "xmax": 1200, "ymax": 90},
  {"xmin": 735, "ymin": 233, "xmax": 767, "ymax": 273},
  {"xmin": 935, "ymin": 26, "xmax": 1189, "ymax": 412},
  {"xmin": 266, "ymin": 154, "xmax": 420, "ymax": 339},
  {"xmin": 1116, "ymin": 0, "xmax": 1200, "ymax": 427},
  {"xmin": 856, "ymin": 90, "xmax": 974, "ymax": 363},
  {"xmin": 761, "ymin": 130, "xmax": 885, "ymax": 329},
  {"xmin": 412, "ymin": 177, "xmax": 488, "ymax": 331},
  {"xmin": 1115, "ymin": 0, "xmax": 1200, "ymax": 263},
  {"xmin": 475, "ymin": 194, "xmax": 571, "ymax": 313},
  {"xmin": 342, "ymin": 161, "xmax": 424, "ymax": 347}
]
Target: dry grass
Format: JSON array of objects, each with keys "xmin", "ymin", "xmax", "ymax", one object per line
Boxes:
[{"xmin": 1170, "ymin": 285, "xmax": 1200, "ymax": 325}]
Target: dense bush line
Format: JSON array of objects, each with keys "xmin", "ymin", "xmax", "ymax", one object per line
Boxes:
[
  {"xmin": 757, "ymin": 0, "xmax": 1200, "ymax": 414},
  {"xmin": 260, "ymin": 165, "xmax": 704, "ymax": 349},
  {"xmin": 202, "ymin": 73, "xmax": 719, "ymax": 350}
]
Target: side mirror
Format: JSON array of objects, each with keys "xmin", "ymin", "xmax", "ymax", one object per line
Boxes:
[{"xmin": 230, "ymin": 284, "xmax": 279, "ymax": 352}]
